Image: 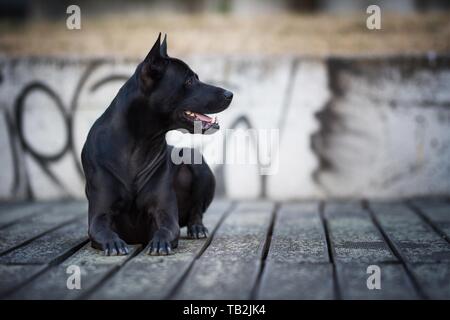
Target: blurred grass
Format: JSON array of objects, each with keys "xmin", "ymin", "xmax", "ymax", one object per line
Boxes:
[{"xmin": 0, "ymin": 12, "xmax": 449, "ymax": 57}]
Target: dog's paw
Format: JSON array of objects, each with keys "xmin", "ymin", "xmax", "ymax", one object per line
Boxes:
[
  {"xmin": 187, "ymin": 224, "xmax": 208, "ymax": 239},
  {"xmin": 98, "ymin": 238, "xmax": 129, "ymax": 256},
  {"xmin": 147, "ymin": 231, "xmax": 173, "ymax": 256}
]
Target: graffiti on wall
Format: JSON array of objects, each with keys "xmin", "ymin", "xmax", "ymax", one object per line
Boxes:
[
  {"xmin": 1, "ymin": 56, "xmax": 450, "ymax": 201},
  {"xmin": 1, "ymin": 58, "xmax": 297, "ymax": 200},
  {"xmin": 1, "ymin": 60, "xmax": 136, "ymax": 200}
]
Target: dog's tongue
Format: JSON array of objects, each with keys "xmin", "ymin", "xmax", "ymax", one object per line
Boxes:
[{"xmin": 195, "ymin": 113, "xmax": 213, "ymax": 123}]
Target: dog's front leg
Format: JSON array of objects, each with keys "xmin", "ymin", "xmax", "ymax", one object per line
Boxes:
[
  {"xmin": 89, "ymin": 212, "xmax": 129, "ymax": 256},
  {"xmin": 87, "ymin": 183, "xmax": 129, "ymax": 256},
  {"xmin": 187, "ymin": 206, "xmax": 209, "ymax": 239},
  {"xmin": 147, "ymin": 201, "xmax": 180, "ymax": 256}
]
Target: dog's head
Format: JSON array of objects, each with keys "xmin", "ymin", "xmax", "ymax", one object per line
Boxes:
[{"xmin": 137, "ymin": 33, "xmax": 233, "ymax": 134}]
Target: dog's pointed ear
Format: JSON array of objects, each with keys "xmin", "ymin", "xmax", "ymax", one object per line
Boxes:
[
  {"xmin": 160, "ymin": 34, "xmax": 168, "ymax": 57},
  {"xmin": 145, "ymin": 32, "xmax": 162, "ymax": 62},
  {"xmin": 141, "ymin": 33, "xmax": 168, "ymax": 88}
]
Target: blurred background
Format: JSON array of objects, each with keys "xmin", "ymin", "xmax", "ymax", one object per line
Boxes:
[
  {"xmin": 0, "ymin": 0, "xmax": 449, "ymax": 201},
  {"xmin": 1, "ymin": 0, "xmax": 450, "ymax": 56}
]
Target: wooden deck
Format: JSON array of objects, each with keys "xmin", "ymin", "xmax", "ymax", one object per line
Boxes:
[{"xmin": 0, "ymin": 199, "xmax": 449, "ymax": 300}]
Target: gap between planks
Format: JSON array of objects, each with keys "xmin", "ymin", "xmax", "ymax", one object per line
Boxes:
[
  {"xmin": 0, "ymin": 200, "xmax": 83, "ymax": 230},
  {"xmin": 249, "ymin": 203, "xmax": 278, "ymax": 299},
  {"xmin": 363, "ymin": 200, "xmax": 428, "ymax": 300},
  {"xmin": 5, "ymin": 202, "xmax": 234, "ymax": 299},
  {"xmin": 319, "ymin": 201, "xmax": 341, "ymax": 300},
  {"xmin": 77, "ymin": 245, "xmax": 144, "ymax": 299},
  {"xmin": 0, "ymin": 216, "xmax": 85, "ymax": 257},
  {"xmin": 1, "ymin": 238, "xmax": 89, "ymax": 298},
  {"xmin": 165, "ymin": 201, "xmax": 236, "ymax": 300},
  {"xmin": 406, "ymin": 200, "xmax": 450, "ymax": 245}
]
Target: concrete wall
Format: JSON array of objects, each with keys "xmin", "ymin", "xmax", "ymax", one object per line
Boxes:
[{"xmin": 0, "ymin": 55, "xmax": 449, "ymax": 201}]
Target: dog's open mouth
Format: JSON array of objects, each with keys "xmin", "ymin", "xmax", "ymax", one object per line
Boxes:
[{"xmin": 183, "ymin": 110, "xmax": 220, "ymax": 131}]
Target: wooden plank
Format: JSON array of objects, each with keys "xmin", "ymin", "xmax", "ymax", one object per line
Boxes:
[
  {"xmin": 410, "ymin": 264, "xmax": 450, "ymax": 299},
  {"xmin": 0, "ymin": 265, "xmax": 46, "ymax": 297},
  {"xmin": 0, "ymin": 202, "xmax": 24, "ymax": 211},
  {"xmin": 410, "ymin": 200, "xmax": 450, "ymax": 241},
  {"xmin": 336, "ymin": 264, "xmax": 419, "ymax": 300},
  {"xmin": 369, "ymin": 202, "xmax": 450, "ymax": 263},
  {"xmin": 0, "ymin": 202, "xmax": 56, "ymax": 229},
  {"xmin": 0, "ymin": 218, "xmax": 88, "ymax": 264},
  {"xmin": 7, "ymin": 243, "xmax": 140, "ymax": 300},
  {"xmin": 324, "ymin": 202, "xmax": 420, "ymax": 299},
  {"xmin": 406, "ymin": 201, "xmax": 450, "ymax": 299},
  {"xmin": 324, "ymin": 202, "xmax": 397, "ymax": 263},
  {"xmin": 173, "ymin": 201, "xmax": 274, "ymax": 300},
  {"xmin": 258, "ymin": 263, "xmax": 334, "ymax": 300},
  {"xmin": 178, "ymin": 259, "xmax": 261, "ymax": 300},
  {"xmin": 233, "ymin": 200, "xmax": 274, "ymax": 212},
  {"xmin": 257, "ymin": 203, "xmax": 334, "ymax": 299},
  {"xmin": 410, "ymin": 198, "xmax": 450, "ymax": 209},
  {"xmin": 267, "ymin": 202, "xmax": 328, "ymax": 263},
  {"xmin": 0, "ymin": 201, "xmax": 87, "ymax": 255},
  {"xmin": 88, "ymin": 200, "xmax": 232, "ymax": 299}
]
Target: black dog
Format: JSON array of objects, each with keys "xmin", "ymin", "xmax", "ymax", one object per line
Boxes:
[{"xmin": 81, "ymin": 34, "xmax": 233, "ymax": 255}]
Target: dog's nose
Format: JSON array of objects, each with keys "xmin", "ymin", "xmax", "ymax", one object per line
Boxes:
[{"xmin": 223, "ymin": 90, "xmax": 233, "ymax": 100}]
